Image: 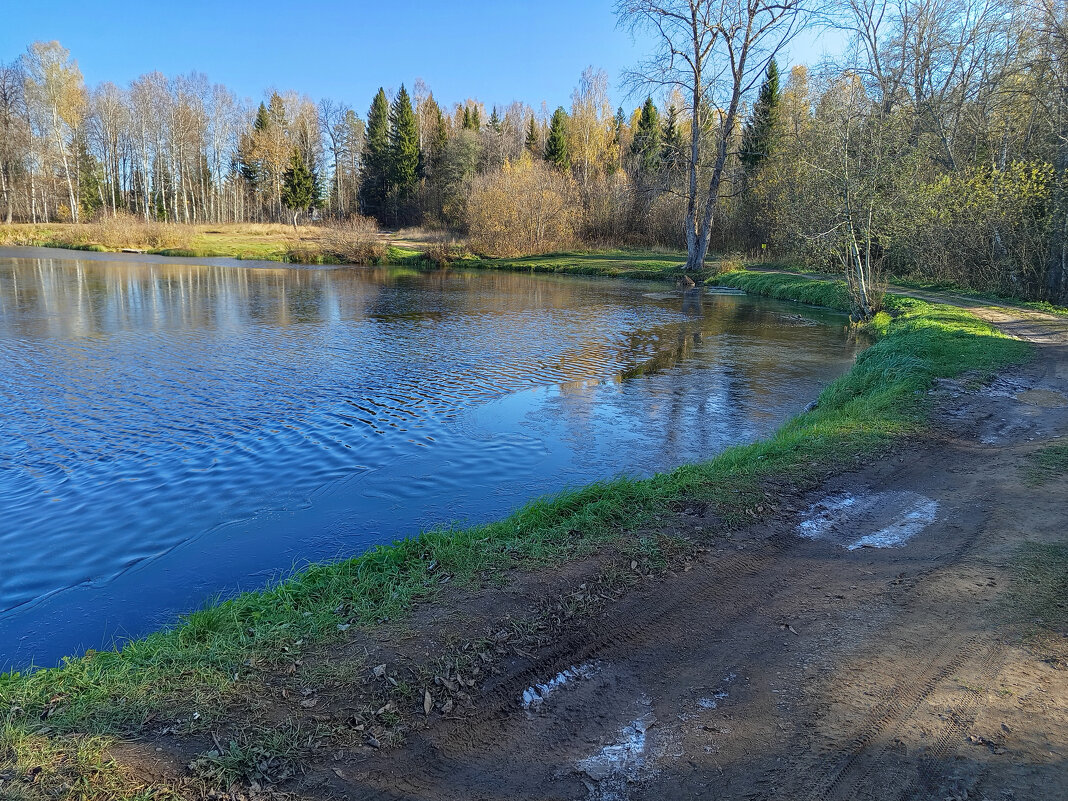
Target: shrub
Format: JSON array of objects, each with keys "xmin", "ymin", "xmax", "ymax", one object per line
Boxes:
[
  {"xmin": 467, "ymin": 154, "xmax": 578, "ymax": 257},
  {"xmin": 321, "ymin": 216, "xmax": 386, "ymax": 264},
  {"xmin": 76, "ymin": 212, "xmax": 192, "ymax": 251}
]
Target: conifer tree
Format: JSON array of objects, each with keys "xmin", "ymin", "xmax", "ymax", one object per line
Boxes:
[
  {"xmin": 282, "ymin": 148, "xmax": 315, "ymax": 228},
  {"xmin": 611, "ymin": 106, "xmax": 627, "ymax": 171},
  {"xmin": 630, "ymin": 96, "xmax": 662, "ymax": 177},
  {"xmin": 389, "ymin": 84, "xmax": 419, "ymax": 200},
  {"xmin": 488, "ymin": 107, "xmax": 501, "ymax": 133},
  {"xmin": 238, "ymin": 103, "xmax": 269, "ymax": 190},
  {"xmin": 470, "ymin": 106, "xmax": 481, "ymax": 131},
  {"xmin": 740, "ymin": 59, "xmax": 781, "ymax": 172},
  {"xmin": 360, "ymin": 88, "xmax": 390, "ymax": 221},
  {"xmin": 433, "ymin": 104, "xmax": 448, "ymax": 173},
  {"xmin": 544, "ymin": 107, "xmax": 570, "ymax": 171},
  {"xmin": 661, "ymin": 105, "xmax": 685, "ymax": 176},
  {"xmin": 525, "ymin": 115, "xmax": 540, "ymax": 156},
  {"xmin": 462, "ymin": 106, "xmax": 472, "ymax": 130}
]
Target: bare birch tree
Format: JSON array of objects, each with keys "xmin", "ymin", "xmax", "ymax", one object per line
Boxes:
[{"xmin": 617, "ymin": 0, "xmax": 807, "ymax": 271}]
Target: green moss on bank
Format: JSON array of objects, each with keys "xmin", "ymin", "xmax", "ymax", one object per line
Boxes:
[{"xmin": 0, "ymin": 270, "xmax": 1032, "ymax": 796}]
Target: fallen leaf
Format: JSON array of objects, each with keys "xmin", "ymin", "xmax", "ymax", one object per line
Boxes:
[
  {"xmin": 373, "ymin": 664, "xmax": 386, "ymax": 678},
  {"xmin": 423, "ymin": 689, "xmax": 433, "ymax": 715}
]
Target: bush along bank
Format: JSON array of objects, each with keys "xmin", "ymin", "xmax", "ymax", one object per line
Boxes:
[{"xmin": 0, "ymin": 270, "xmax": 1032, "ymax": 798}]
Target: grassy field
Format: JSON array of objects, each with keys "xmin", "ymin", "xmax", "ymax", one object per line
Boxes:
[{"xmin": 0, "ymin": 268, "xmax": 1033, "ymax": 798}]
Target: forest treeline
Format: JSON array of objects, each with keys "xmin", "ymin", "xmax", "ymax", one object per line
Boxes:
[{"xmin": 2, "ymin": 0, "xmax": 1068, "ymax": 303}]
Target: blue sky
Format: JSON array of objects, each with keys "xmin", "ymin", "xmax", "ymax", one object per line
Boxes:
[{"xmin": 2, "ymin": 1, "xmax": 845, "ymax": 113}]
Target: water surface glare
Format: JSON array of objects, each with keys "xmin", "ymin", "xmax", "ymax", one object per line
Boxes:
[{"xmin": 0, "ymin": 252, "xmax": 866, "ymax": 668}]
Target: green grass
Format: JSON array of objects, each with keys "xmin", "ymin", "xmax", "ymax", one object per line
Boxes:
[
  {"xmin": 1026, "ymin": 443, "xmax": 1068, "ymax": 485},
  {"xmin": 1008, "ymin": 543, "xmax": 1068, "ymax": 635},
  {"xmin": 453, "ymin": 248, "xmax": 692, "ymax": 280},
  {"xmin": 715, "ymin": 269, "xmax": 853, "ymax": 311},
  {"xmin": 0, "ymin": 269, "xmax": 1032, "ymax": 796}
]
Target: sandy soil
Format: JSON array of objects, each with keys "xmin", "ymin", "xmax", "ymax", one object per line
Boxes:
[{"xmin": 115, "ymin": 301, "xmax": 1068, "ymax": 801}]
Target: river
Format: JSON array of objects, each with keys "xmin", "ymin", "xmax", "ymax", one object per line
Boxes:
[{"xmin": 0, "ymin": 249, "xmax": 866, "ymax": 669}]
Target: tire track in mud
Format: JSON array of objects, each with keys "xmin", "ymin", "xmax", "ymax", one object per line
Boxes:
[
  {"xmin": 352, "ymin": 533, "xmax": 804, "ymax": 799},
  {"xmin": 798, "ymin": 633, "xmax": 989, "ymax": 801},
  {"xmin": 466, "ymin": 533, "xmax": 799, "ymax": 723},
  {"xmin": 899, "ymin": 640, "xmax": 1008, "ymax": 800}
]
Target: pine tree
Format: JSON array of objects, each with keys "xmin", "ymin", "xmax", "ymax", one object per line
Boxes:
[
  {"xmin": 470, "ymin": 106, "xmax": 481, "ymax": 131},
  {"xmin": 282, "ymin": 148, "xmax": 315, "ymax": 228},
  {"xmin": 525, "ymin": 115, "xmax": 540, "ymax": 156},
  {"xmin": 630, "ymin": 96, "xmax": 662, "ymax": 178},
  {"xmin": 544, "ymin": 107, "xmax": 570, "ymax": 171},
  {"xmin": 462, "ymin": 106, "xmax": 472, "ymax": 130},
  {"xmin": 360, "ymin": 88, "xmax": 390, "ymax": 221},
  {"xmin": 488, "ymin": 107, "xmax": 501, "ymax": 132},
  {"xmin": 389, "ymin": 84, "xmax": 420, "ymax": 204},
  {"xmin": 740, "ymin": 59, "xmax": 781, "ymax": 172}
]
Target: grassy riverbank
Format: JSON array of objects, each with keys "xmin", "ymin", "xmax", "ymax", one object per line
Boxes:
[
  {"xmin": 0, "ymin": 270, "xmax": 1032, "ymax": 799},
  {"xmin": 0, "ymin": 222, "xmax": 697, "ymax": 280}
]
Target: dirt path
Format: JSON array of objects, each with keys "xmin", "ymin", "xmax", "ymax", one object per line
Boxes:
[{"xmin": 118, "ymin": 294, "xmax": 1068, "ymax": 801}]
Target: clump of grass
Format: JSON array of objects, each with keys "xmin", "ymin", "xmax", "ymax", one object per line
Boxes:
[
  {"xmin": 1007, "ymin": 543, "xmax": 1068, "ymax": 637},
  {"xmin": 1025, "ymin": 443, "xmax": 1068, "ymax": 486},
  {"xmin": 189, "ymin": 722, "xmax": 314, "ymax": 788},
  {"xmin": 0, "ymin": 269, "xmax": 1032, "ymax": 796}
]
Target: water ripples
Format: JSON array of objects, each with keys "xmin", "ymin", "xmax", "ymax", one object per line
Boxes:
[{"xmin": 0, "ymin": 255, "xmax": 865, "ymax": 667}]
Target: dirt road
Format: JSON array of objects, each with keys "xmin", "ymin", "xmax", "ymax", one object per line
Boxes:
[{"xmin": 122, "ymin": 300, "xmax": 1068, "ymax": 801}]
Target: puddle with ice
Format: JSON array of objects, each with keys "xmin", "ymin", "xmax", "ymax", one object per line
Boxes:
[
  {"xmin": 797, "ymin": 491, "xmax": 938, "ymax": 550},
  {"xmin": 697, "ymin": 671, "xmax": 737, "ymax": 710},
  {"xmin": 521, "ymin": 663, "xmax": 597, "ymax": 709},
  {"xmin": 580, "ymin": 712, "xmax": 656, "ymax": 790}
]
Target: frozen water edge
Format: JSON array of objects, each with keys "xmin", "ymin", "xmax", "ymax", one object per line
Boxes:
[
  {"xmin": 521, "ymin": 662, "xmax": 598, "ymax": 709},
  {"xmin": 797, "ymin": 491, "xmax": 939, "ymax": 550},
  {"xmin": 579, "ymin": 713, "xmax": 656, "ymax": 784}
]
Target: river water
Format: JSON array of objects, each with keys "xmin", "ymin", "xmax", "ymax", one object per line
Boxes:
[{"xmin": 0, "ymin": 249, "xmax": 865, "ymax": 669}]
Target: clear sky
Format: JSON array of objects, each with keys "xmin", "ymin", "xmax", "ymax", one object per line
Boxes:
[{"xmin": 1, "ymin": 1, "xmax": 846, "ymax": 113}]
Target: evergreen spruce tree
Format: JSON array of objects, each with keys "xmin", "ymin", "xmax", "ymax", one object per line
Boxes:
[
  {"xmin": 388, "ymin": 84, "xmax": 420, "ymax": 207},
  {"xmin": 740, "ymin": 59, "xmax": 781, "ymax": 172},
  {"xmin": 630, "ymin": 96, "xmax": 662, "ymax": 177},
  {"xmin": 433, "ymin": 103, "xmax": 449, "ymax": 172},
  {"xmin": 611, "ymin": 106, "xmax": 627, "ymax": 171},
  {"xmin": 470, "ymin": 106, "xmax": 481, "ymax": 131},
  {"xmin": 75, "ymin": 131, "xmax": 104, "ymax": 218},
  {"xmin": 488, "ymin": 107, "xmax": 501, "ymax": 132},
  {"xmin": 238, "ymin": 102, "xmax": 269, "ymax": 190},
  {"xmin": 360, "ymin": 88, "xmax": 390, "ymax": 221},
  {"xmin": 661, "ymin": 105, "xmax": 685, "ymax": 176},
  {"xmin": 544, "ymin": 107, "xmax": 570, "ymax": 171},
  {"xmin": 281, "ymin": 148, "xmax": 315, "ymax": 228},
  {"xmin": 462, "ymin": 106, "xmax": 472, "ymax": 130},
  {"xmin": 525, "ymin": 115, "xmax": 540, "ymax": 156}
]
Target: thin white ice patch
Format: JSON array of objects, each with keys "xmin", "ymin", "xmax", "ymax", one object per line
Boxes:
[
  {"xmin": 698, "ymin": 690, "xmax": 728, "ymax": 709},
  {"xmin": 797, "ymin": 491, "xmax": 939, "ymax": 550},
  {"xmin": 580, "ymin": 713, "xmax": 655, "ymax": 783},
  {"xmin": 847, "ymin": 497, "xmax": 939, "ymax": 550},
  {"xmin": 521, "ymin": 663, "xmax": 597, "ymax": 709},
  {"xmin": 697, "ymin": 671, "xmax": 736, "ymax": 709}
]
